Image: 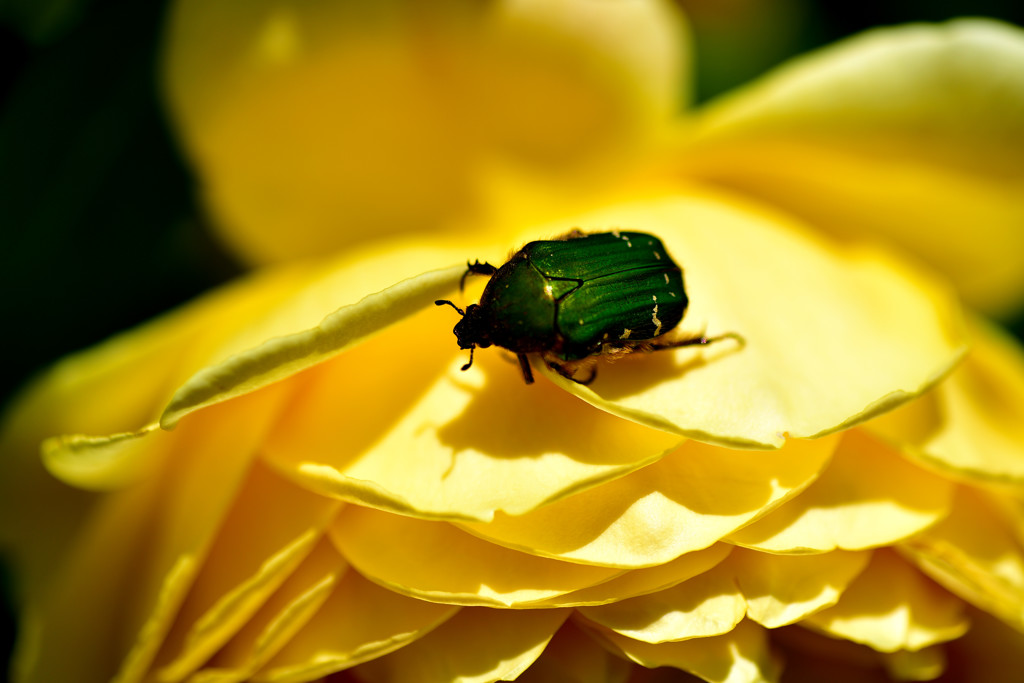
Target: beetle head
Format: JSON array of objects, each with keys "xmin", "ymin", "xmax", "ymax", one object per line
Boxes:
[{"xmin": 435, "ymin": 300, "xmax": 492, "ymax": 371}]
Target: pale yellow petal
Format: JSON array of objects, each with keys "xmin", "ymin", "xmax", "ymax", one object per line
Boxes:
[
  {"xmin": 577, "ymin": 565, "xmax": 746, "ymax": 643},
  {"xmin": 531, "ymin": 544, "xmax": 732, "ymax": 608},
  {"xmin": 260, "ymin": 312, "xmax": 681, "ymax": 521},
  {"xmin": 352, "ymin": 607, "xmax": 571, "ymax": 683},
  {"xmin": 149, "ymin": 462, "xmax": 341, "ymax": 681},
  {"xmin": 527, "ymin": 193, "xmax": 964, "ymax": 448},
  {"xmin": 728, "ymin": 430, "xmax": 954, "ymax": 553},
  {"xmin": 0, "ymin": 260, "xmax": 313, "ymax": 615},
  {"xmin": 163, "ymin": 0, "xmax": 688, "ymax": 264},
  {"xmin": 7, "ymin": 387, "xmax": 290, "ymax": 683},
  {"xmin": 189, "ymin": 538, "xmax": 348, "ymax": 683},
  {"xmin": 731, "ymin": 548, "xmax": 872, "ymax": 628},
  {"xmin": 40, "ymin": 424, "xmax": 164, "ymax": 491},
  {"xmin": 515, "ymin": 620, "xmax": 632, "ymax": 683},
  {"xmin": 458, "ymin": 436, "xmax": 836, "ymax": 567},
  {"xmin": 805, "ymin": 550, "xmax": 969, "ymax": 652},
  {"xmin": 684, "ymin": 19, "xmax": 1024, "ymax": 314},
  {"xmin": 161, "ymin": 263, "xmax": 463, "ymax": 428},
  {"xmin": 253, "ymin": 568, "xmax": 458, "ymax": 682},
  {"xmin": 327, "ymin": 507, "xmax": 622, "ymax": 607},
  {"xmin": 586, "ymin": 618, "xmax": 779, "ymax": 683},
  {"xmin": 870, "ymin": 316, "xmax": 1024, "ymax": 485},
  {"xmin": 900, "ymin": 485, "xmax": 1024, "ymax": 631}
]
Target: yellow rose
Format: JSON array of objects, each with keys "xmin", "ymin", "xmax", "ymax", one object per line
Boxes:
[{"xmin": 3, "ymin": 2, "xmax": 1024, "ymax": 682}]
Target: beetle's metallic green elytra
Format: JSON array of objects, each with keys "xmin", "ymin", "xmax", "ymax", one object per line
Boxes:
[{"xmin": 436, "ymin": 230, "xmax": 730, "ymax": 384}]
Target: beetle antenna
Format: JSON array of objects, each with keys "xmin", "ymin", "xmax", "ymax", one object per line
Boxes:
[
  {"xmin": 434, "ymin": 300, "xmax": 465, "ymax": 316},
  {"xmin": 461, "ymin": 346, "xmax": 474, "ymax": 371}
]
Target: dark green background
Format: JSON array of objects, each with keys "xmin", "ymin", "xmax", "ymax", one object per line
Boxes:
[{"xmin": 2, "ymin": 0, "xmax": 1023, "ymax": 676}]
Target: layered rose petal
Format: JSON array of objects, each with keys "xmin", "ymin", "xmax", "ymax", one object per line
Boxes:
[
  {"xmin": 457, "ymin": 436, "xmax": 837, "ymax": 566},
  {"xmin": 147, "ymin": 461, "xmax": 341, "ymax": 681},
  {"xmin": 351, "ymin": 607, "xmax": 571, "ymax": 683},
  {"xmin": 900, "ymin": 485, "xmax": 1024, "ymax": 631},
  {"xmin": 191, "ymin": 538, "xmax": 348, "ymax": 683},
  {"xmin": 870, "ymin": 316, "xmax": 1024, "ymax": 485},
  {"xmin": 327, "ymin": 507, "xmax": 623, "ymax": 607},
  {"xmin": 683, "ymin": 19, "xmax": 1024, "ymax": 314},
  {"xmin": 3, "ymin": 385, "xmax": 296, "ymax": 683},
  {"xmin": 803, "ymin": 550, "xmax": 969, "ymax": 652},
  {"xmin": 530, "ymin": 545, "xmax": 732, "ymax": 608},
  {"xmin": 248, "ymin": 567, "xmax": 457, "ymax": 681},
  {"xmin": 258, "ymin": 322, "xmax": 680, "ymax": 521},
  {"xmin": 577, "ymin": 566, "xmax": 746, "ymax": 643},
  {"xmin": 728, "ymin": 430, "xmax": 954, "ymax": 553},
  {"xmin": 584, "ymin": 618, "xmax": 779, "ymax": 683},
  {"xmin": 730, "ymin": 548, "xmax": 872, "ymax": 628}
]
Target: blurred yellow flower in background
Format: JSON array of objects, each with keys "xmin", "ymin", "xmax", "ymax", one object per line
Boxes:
[{"xmin": 2, "ymin": 1, "xmax": 1024, "ymax": 682}]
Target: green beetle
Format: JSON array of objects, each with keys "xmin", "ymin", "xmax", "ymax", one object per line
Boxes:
[{"xmin": 435, "ymin": 230, "xmax": 737, "ymax": 384}]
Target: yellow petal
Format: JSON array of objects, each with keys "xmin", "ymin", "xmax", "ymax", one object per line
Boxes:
[
  {"xmin": 161, "ymin": 262, "xmax": 463, "ymax": 428},
  {"xmin": 6, "ymin": 387, "xmax": 290, "ymax": 683},
  {"xmin": 253, "ymin": 568, "xmax": 458, "ymax": 682},
  {"xmin": 327, "ymin": 507, "xmax": 622, "ymax": 607},
  {"xmin": 149, "ymin": 462, "xmax": 341, "ymax": 681},
  {"xmin": 585, "ymin": 618, "xmax": 779, "ymax": 683},
  {"xmin": 352, "ymin": 607, "xmax": 571, "ymax": 683},
  {"xmin": 531, "ymin": 544, "xmax": 732, "ymax": 608},
  {"xmin": 730, "ymin": 548, "xmax": 872, "ymax": 628},
  {"xmin": 458, "ymin": 436, "xmax": 837, "ymax": 567},
  {"xmin": 260, "ymin": 311, "xmax": 681, "ymax": 521},
  {"xmin": 870, "ymin": 316, "xmax": 1024, "ymax": 486},
  {"xmin": 529, "ymin": 193, "xmax": 964, "ymax": 447},
  {"xmin": 40, "ymin": 424, "xmax": 165, "ymax": 491},
  {"xmin": 683, "ymin": 19, "xmax": 1024, "ymax": 314},
  {"xmin": 163, "ymin": 0, "xmax": 688, "ymax": 264},
  {"xmin": 728, "ymin": 430, "xmax": 954, "ymax": 553},
  {"xmin": 154, "ymin": 239, "xmax": 479, "ymax": 432},
  {"xmin": 804, "ymin": 550, "xmax": 969, "ymax": 652},
  {"xmin": 0, "ymin": 260, "xmax": 313, "ymax": 598},
  {"xmin": 189, "ymin": 538, "xmax": 348, "ymax": 683},
  {"xmin": 514, "ymin": 619, "xmax": 632, "ymax": 683},
  {"xmin": 577, "ymin": 565, "xmax": 746, "ymax": 643},
  {"xmin": 900, "ymin": 485, "xmax": 1024, "ymax": 631}
]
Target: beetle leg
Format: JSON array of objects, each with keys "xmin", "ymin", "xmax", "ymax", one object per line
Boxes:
[
  {"xmin": 460, "ymin": 260, "xmax": 499, "ymax": 291},
  {"xmin": 547, "ymin": 359, "xmax": 598, "ymax": 385},
  {"xmin": 461, "ymin": 346, "xmax": 475, "ymax": 372},
  {"xmin": 517, "ymin": 354, "xmax": 535, "ymax": 385},
  {"xmin": 650, "ymin": 331, "xmax": 745, "ymax": 350}
]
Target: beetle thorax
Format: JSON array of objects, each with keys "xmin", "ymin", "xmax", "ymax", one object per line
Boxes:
[{"xmin": 453, "ymin": 304, "xmax": 493, "ymax": 350}]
